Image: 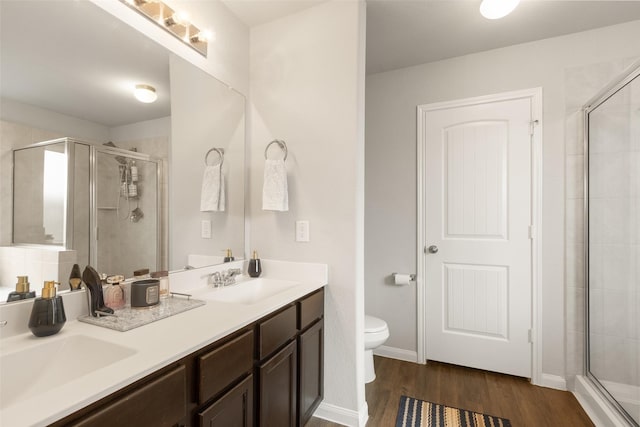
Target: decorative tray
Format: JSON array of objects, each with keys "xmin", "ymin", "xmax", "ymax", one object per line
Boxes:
[{"xmin": 78, "ymin": 296, "xmax": 206, "ymax": 332}]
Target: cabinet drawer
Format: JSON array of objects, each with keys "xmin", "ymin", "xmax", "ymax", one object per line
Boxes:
[
  {"xmin": 298, "ymin": 288, "xmax": 324, "ymax": 331},
  {"xmin": 198, "ymin": 329, "xmax": 254, "ymax": 405},
  {"xmin": 70, "ymin": 364, "xmax": 186, "ymax": 427},
  {"xmin": 259, "ymin": 305, "xmax": 297, "ymax": 359},
  {"xmin": 198, "ymin": 374, "xmax": 253, "ymax": 427}
]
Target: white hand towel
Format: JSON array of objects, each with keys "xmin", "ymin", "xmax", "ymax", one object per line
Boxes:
[
  {"xmin": 200, "ymin": 164, "xmax": 226, "ymax": 212},
  {"xmin": 262, "ymin": 159, "xmax": 288, "ymax": 211}
]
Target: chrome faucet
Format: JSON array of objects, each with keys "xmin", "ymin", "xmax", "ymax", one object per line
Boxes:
[
  {"xmin": 208, "ymin": 271, "xmax": 223, "ymax": 287},
  {"xmin": 209, "ymin": 268, "xmax": 242, "ymax": 287}
]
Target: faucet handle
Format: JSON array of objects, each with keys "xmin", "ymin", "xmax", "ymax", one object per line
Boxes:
[{"xmin": 208, "ymin": 271, "xmax": 223, "ymax": 287}]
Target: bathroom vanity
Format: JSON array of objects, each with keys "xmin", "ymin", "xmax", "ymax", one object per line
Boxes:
[
  {"xmin": 49, "ymin": 288, "xmax": 324, "ymax": 427},
  {"xmin": 0, "ymin": 261, "xmax": 327, "ymax": 427}
]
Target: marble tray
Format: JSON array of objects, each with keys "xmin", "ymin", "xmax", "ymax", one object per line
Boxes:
[{"xmin": 78, "ymin": 297, "xmax": 206, "ymax": 332}]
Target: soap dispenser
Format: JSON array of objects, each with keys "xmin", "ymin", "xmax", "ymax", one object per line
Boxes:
[
  {"xmin": 248, "ymin": 251, "xmax": 262, "ymax": 278},
  {"xmin": 6, "ymin": 276, "xmax": 36, "ymax": 302},
  {"xmin": 28, "ymin": 281, "xmax": 66, "ymax": 337},
  {"xmin": 223, "ymin": 249, "xmax": 234, "ymax": 263}
]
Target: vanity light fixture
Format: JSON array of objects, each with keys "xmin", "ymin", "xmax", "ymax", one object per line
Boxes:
[
  {"xmin": 134, "ymin": 84, "xmax": 157, "ymax": 103},
  {"xmin": 120, "ymin": 0, "xmax": 210, "ymax": 57},
  {"xmin": 479, "ymin": 0, "xmax": 520, "ymax": 19}
]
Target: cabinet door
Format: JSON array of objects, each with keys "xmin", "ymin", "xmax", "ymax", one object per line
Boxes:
[
  {"xmin": 69, "ymin": 364, "xmax": 187, "ymax": 427},
  {"xmin": 198, "ymin": 374, "xmax": 253, "ymax": 427},
  {"xmin": 298, "ymin": 319, "xmax": 323, "ymax": 427},
  {"xmin": 259, "ymin": 341, "xmax": 297, "ymax": 427}
]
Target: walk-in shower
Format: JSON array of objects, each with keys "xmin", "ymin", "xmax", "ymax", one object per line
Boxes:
[
  {"xmin": 585, "ymin": 64, "xmax": 640, "ymax": 426},
  {"xmin": 12, "ymin": 137, "xmax": 162, "ymax": 278}
]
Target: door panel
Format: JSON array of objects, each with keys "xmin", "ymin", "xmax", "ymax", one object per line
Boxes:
[
  {"xmin": 444, "ymin": 121, "xmax": 507, "ymax": 239},
  {"xmin": 423, "ymin": 97, "xmax": 532, "ymax": 378}
]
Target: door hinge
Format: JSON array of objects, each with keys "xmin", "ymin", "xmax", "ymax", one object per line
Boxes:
[
  {"xmin": 528, "ymin": 225, "xmax": 535, "ymax": 239},
  {"xmin": 529, "ymin": 119, "xmax": 539, "ymax": 136},
  {"xmin": 528, "ymin": 329, "xmax": 533, "ymax": 343}
]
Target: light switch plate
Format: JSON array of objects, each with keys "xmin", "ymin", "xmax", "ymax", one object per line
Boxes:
[
  {"xmin": 201, "ymin": 220, "xmax": 211, "ymax": 239},
  {"xmin": 295, "ymin": 220, "xmax": 310, "ymax": 242}
]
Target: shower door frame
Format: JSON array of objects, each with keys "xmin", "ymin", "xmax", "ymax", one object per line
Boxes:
[
  {"xmin": 583, "ymin": 62, "xmax": 640, "ymax": 427},
  {"xmin": 89, "ymin": 144, "xmax": 162, "ymax": 272}
]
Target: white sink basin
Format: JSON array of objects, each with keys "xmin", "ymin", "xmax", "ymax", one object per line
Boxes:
[
  {"xmin": 0, "ymin": 334, "xmax": 136, "ymax": 408},
  {"xmin": 201, "ymin": 278, "xmax": 300, "ymax": 305}
]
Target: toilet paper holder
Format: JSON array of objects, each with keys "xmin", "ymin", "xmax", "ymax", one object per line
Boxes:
[{"xmin": 391, "ymin": 272, "xmax": 416, "ymax": 285}]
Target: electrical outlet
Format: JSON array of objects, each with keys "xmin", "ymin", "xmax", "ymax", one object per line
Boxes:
[
  {"xmin": 201, "ymin": 220, "xmax": 211, "ymax": 239},
  {"xmin": 295, "ymin": 220, "xmax": 310, "ymax": 242}
]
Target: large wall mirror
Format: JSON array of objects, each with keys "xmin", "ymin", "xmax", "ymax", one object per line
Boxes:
[{"xmin": 0, "ymin": 0, "xmax": 245, "ymax": 302}]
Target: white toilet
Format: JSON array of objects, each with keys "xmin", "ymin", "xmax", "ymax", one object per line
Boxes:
[{"xmin": 364, "ymin": 315, "xmax": 390, "ymax": 383}]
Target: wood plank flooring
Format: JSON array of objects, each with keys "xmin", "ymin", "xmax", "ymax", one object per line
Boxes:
[{"xmin": 307, "ymin": 356, "xmax": 594, "ymax": 427}]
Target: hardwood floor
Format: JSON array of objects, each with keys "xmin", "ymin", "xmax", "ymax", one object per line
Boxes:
[{"xmin": 307, "ymin": 356, "xmax": 594, "ymax": 427}]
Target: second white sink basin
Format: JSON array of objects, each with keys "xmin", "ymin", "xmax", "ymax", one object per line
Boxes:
[
  {"xmin": 202, "ymin": 278, "xmax": 300, "ymax": 305},
  {"xmin": 0, "ymin": 334, "xmax": 136, "ymax": 409}
]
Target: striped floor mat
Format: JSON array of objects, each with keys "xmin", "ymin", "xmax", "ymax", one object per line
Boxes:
[{"xmin": 396, "ymin": 395, "xmax": 512, "ymax": 427}]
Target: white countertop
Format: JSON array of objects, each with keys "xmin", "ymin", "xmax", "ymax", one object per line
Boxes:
[{"xmin": 0, "ymin": 261, "xmax": 327, "ymax": 427}]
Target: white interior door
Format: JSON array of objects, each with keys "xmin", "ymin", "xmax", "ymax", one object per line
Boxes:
[{"xmin": 421, "ymin": 95, "xmax": 533, "ymax": 378}]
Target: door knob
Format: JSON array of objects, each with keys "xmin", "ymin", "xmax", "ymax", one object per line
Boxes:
[{"xmin": 427, "ymin": 245, "xmax": 438, "ymax": 254}]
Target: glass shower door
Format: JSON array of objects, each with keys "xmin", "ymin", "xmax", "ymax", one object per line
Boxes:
[
  {"xmin": 94, "ymin": 151, "xmax": 159, "ymax": 277},
  {"xmin": 587, "ymin": 68, "xmax": 640, "ymax": 426}
]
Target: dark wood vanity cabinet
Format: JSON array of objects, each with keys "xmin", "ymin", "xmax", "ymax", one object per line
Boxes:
[
  {"xmin": 198, "ymin": 374, "xmax": 254, "ymax": 427},
  {"xmin": 259, "ymin": 341, "xmax": 298, "ymax": 426},
  {"xmin": 50, "ymin": 288, "xmax": 324, "ymax": 427},
  {"xmin": 298, "ymin": 319, "xmax": 324, "ymax": 426},
  {"xmin": 52, "ymin": 363, "xmax": 188, "ymax": 427}
]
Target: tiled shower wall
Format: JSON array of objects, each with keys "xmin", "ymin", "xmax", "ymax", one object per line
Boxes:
[{"xmin": 564, "ymin": 57, "xmax": 639, "ymax": 390}]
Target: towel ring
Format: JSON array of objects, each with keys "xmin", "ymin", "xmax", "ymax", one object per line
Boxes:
[
  {"xmin": 264, "ymin": 139, "xmax": 288, "ymax": 161},
  {"xmin": 204, "ymin": 148, "xmax": 225, "ymax": 166}
]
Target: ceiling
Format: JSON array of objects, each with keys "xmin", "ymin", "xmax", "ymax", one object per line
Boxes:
[
  {"xmin": 0, "ymin": 1, "xmax": 171, "ymax": 128},
  {"xmin": 222, "ymin": 0, "xmax": 640, "ymax": 75}
]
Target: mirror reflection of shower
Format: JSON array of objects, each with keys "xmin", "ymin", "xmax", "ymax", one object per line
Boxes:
[
  {"xmin": 12, "ymin": 138, "xmax": 162, "ymax": 279},
  {"xmin": 105, "ymin": 142, "xmax": 144, "ymax": 223}
]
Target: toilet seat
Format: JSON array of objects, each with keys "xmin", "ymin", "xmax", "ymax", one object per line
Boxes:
[{"xmin": 365, "ymin": 315, "xmax": 387, "ymax": 333}]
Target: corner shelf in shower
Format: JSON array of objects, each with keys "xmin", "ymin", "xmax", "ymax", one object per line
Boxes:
[{"xmin": 97, "ymin": 207, "xmax": 118, "ymax": 211}]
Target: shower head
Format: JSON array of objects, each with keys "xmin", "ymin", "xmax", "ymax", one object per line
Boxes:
[{"xmin": 103, "ymin": 141, "xmax": 128, "ymax": 165}]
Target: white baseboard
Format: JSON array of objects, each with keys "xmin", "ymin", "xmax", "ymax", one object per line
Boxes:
[
  {"xmin": 373, "ymin": 345, "xmax": 419, "ymax": 363},
  {"xmin": 573, "ymin": 375, "xmax": 630, "ymax": 427},
  {"xmin": 538, "ymin": 373, "xmax": 567, "ymax": 391},
  {"xmin": 314, "ymin": 401, "xmax": 369, "ymax": 427}
]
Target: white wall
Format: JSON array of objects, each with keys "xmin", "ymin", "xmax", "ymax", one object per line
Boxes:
[
  {"xmin": 249, "ymin": 1, "xmax": 367, "ymax": 424},
  {"xmin": 365, "ymin": 20, "xmax": 640, "ymax": 380}
]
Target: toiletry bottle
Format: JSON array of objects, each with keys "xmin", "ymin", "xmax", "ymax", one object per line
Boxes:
[
  {"xmin": 130, "ymin": 160, "xmax": 138, "ymax": 182},
  {"xmin": 6, "ymin": 275, "xmax": 36, "ymax": 302},
  {"xmin": 28, "ymin": 281, "xmax": 66, "ymax": 337},
  {"xmin": 128, "ymin": 182, "xmax": 138, "ymax": 198},
  {"xmin": 134, "ymin": 268, "xmax": 150, "ymax": 279},
  {"xmin": 104, "ymin": 275, "xmax": 125, "ymax": 310},
  {"xmin": 69, "ymin": 264, "xmax": 82, "ymax": 291},
  {"xmin": 223, "ymin": 249, "xmax": 234, "ymax": 263},
  {"xmin": 248, "ymin": 251, "xmax": 262, "ymax": 278},
  {"xmin": 151, "ymin": 270, "xmax": 170, "ymax": 299}
]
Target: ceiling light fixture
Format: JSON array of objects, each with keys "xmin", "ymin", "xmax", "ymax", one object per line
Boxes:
[
  {"xmin": 134, "ymin": 84, "xmax": 157, "ymax": 103},
  {"xmin": 479, "ymin": 0, "xmax": 520, "ymax": 19},
  {"xmin": 120, "ymin": 0, "xmax": 210, "ymax": 57}
]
